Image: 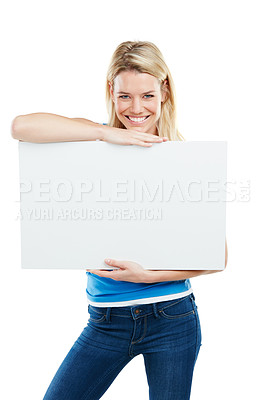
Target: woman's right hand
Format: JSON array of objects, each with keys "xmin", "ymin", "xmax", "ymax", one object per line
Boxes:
[{"xmin": 101, "ymin": 125, "xmax": 169, "ymax": 147}]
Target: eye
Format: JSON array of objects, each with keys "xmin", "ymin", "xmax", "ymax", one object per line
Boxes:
[
  {"xmin": 144, "ymin": 95, "xmax": 154, "ymax": 99},
  {"xmin": 119, "ymin": 95, "xmax": 130, "ymax": 99}
]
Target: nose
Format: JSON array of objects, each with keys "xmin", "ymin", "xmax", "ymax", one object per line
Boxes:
[{"xmin": 130, "ymin": 97, "xmax": 142, "ymax": 114}]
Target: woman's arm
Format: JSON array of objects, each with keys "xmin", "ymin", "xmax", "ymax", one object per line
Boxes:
[
  {"xmin": 11, "ymin": 113, "xmax": 167, "ymax": 146},
  {"xmin": 11, "ymin": 113, "xmax": 103, "ymax": 143},
  {"xmin": 88, "ymin": 239, "xmax": 228, "ymax": 283}
]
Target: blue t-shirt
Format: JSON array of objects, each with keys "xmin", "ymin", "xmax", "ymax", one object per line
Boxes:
[
  {"xmin": 85, "ymin": 123, "xmax": 192, "ymax": 307},
  {"xmin": 86, "ymin": 272, "xmax": 192, "ymax": 307}
]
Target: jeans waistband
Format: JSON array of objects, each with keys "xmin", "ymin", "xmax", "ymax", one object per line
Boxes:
[{"xmin": 88, "ymin": 293, "xmax": 195, "ymax": 321}]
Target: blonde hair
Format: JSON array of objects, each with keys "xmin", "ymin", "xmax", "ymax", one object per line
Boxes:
[{"xmin": 105, "ymin": 41, "xmax": 185, "ymax": 141}]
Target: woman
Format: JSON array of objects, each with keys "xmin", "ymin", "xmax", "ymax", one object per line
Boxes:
[{"xmin": 12, "ymin": 40, "xmax": 228, "ymax": 400}]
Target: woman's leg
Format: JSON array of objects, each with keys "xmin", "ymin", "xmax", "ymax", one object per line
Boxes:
[
  {"xmin": 142, "ymin": 294, "xmax": 202, "ymax": 400},
  {"xmin": 143, "ymin": 344, "xmax": 200, "ymax": 400},
  {"xmin": 42, "ymin": 312, "xmax": 132, "ymax": 400}
]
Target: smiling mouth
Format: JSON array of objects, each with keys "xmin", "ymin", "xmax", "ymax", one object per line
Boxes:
[{"xmin": 125, "ymin": 115, "xmax": 150, "ymax": 123}]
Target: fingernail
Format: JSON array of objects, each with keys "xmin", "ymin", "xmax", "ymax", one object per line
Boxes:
[{"xmin": 105, "ymin": 259, "xmax": 111, "ymax": 263}]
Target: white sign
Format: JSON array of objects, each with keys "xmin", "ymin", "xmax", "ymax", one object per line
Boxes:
[{"xmin": 18, "ymin": 140, "xmax": 227, "ymax": 270}]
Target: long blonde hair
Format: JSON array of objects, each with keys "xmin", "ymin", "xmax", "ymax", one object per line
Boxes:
[{"xmin": 105, "ymin": 41, "xmax": 185, "ymax": 141}]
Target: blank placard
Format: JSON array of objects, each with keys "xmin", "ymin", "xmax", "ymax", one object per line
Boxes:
[{"xmin": 18, "ymin": 140, "xmax": 227, "ymax": 270}]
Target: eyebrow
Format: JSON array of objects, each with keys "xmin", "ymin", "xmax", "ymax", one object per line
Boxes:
[{"xmin": 117, "ymin": 91, "xmax": 156, "ymax": 95}]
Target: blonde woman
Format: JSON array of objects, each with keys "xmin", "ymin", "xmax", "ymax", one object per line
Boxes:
[{"xmin": 12, "ymin": 41, "xmax": 228, "ymax": 400}]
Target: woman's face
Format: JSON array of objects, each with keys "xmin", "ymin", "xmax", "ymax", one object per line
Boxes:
[{"xmin": 109, "ymin": 70, "xmax": 167, "ymax": 135}]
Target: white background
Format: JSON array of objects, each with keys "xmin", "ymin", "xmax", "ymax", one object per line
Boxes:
[{"xmin": 1, "ymin": 0, "xmax": 265, "ymax": 399}]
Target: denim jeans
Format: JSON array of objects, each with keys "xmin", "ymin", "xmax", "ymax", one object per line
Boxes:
[{"xmin": 43, "ymin": 293, "xmax": 201, "ymax": 400}]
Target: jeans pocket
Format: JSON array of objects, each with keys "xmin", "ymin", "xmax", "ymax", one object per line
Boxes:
[
  {"xmin": 88, "ymin": 305, "xmax": 106, "ymax": 323},
  {"xmin": 158, "ymin": 295, "xmax": 195, "ymax": 320}
]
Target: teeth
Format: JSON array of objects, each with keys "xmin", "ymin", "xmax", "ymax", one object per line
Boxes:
[{"xmin": 128, "ymin": 116, "xmax": 147, "ymax": 122}]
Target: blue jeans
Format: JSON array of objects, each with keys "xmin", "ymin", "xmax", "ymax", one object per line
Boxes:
[{"xmin": 43, "ymin": 293, "xmax": 201, "ymax": 400}]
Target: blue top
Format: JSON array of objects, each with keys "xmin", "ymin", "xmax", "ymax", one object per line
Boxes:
[
  {"xmin": 85, "ymin": 123, "xmax": 192, "ymax": 307},
  {"xmin": 86, "ymin": 273, "xmax": 192, "ymax": 307}
]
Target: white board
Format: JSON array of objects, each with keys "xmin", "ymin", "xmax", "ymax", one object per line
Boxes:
[{"xmin": 18, "ymin": 140, "xmax": 227, "ymax": 270}]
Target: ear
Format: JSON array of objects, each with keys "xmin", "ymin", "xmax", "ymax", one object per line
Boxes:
[
  {"xmin": 109, "ymin": 81, "xmax": 115, "ymax": 102},
  {"xmin": 161, "ymin": 79, "xmax": 169, "ymax": 103}
]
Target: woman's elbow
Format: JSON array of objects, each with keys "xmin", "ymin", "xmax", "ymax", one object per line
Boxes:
[
  {"xmin": 224, "ymin": 239, "xmax": 228, "ymax": 269},
  {"xmin": 11, "ymin": 115, "xmax": 25, "ymax": 140}
]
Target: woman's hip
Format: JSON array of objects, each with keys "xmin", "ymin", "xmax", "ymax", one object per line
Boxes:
[{"xmin": 79, "ymin": 293, "xmax": 201, "ymax": 355}]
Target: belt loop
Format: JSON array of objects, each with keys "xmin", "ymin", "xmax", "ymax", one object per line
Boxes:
[
  {"xmin": 152, "ymin": 303, "xmax": 160, "ymax": 319},
  {"xmin": 106, "ymin": 307, "xmax": 111, "ymax": 323}
]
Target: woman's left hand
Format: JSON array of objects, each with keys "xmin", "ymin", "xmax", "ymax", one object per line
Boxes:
[{"xmin": 86, "ymin": 259, "xmax": 150, "ymax": 283}]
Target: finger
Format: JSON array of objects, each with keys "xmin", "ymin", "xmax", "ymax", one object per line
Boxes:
[
  {"xmin": 128, "ymin": 138, "xmax": 154, "ymax": 147},
  {"xmin": 132, "ymin": 132, "xmax": 163, "ymax": 140},
  {"xmin": 128, "ymin": 132, "xmax": 164, "ymax": 142},
  {"xmin": 134, "ymin": 141, "xmax": 153, "ymax": 147},
  {"xmin": 88, "ymin": 269, "xmax": 111, "ymax": 276},
  {"xmin": 86, "ymin": 268, "xmax": 113, "ymax": 273},
  {"xmin": 134, "ymin": 140, "xmax": 163, "ymax": 147},
  {"xmin": 104, "ymin": 258, "xmax": 125, "ymax": 268},
  {"xmin": 119, "ymin": 136, "xmax": 151, "ymax": 147},
  {"xmin": 90, "ymin": 269, "xmax": 121, "ymax": 280},
  {"xmin": 104, "ymin": 258, "xmax": 116, "ymax": 266},
  {"xmin": 138, "ymin": 135, "xmax": 164, "ymax": 142},
  {"xmin": 138, "ymin": 137, "xmax": 165, "ymax": 144}
]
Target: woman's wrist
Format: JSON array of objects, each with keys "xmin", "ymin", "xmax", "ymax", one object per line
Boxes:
[
  {"xmin": 142, "ymin": 270, "xmax": 166, "ymax": 283},
  {"xmin": 143, "ymin": 270, "xmax": 183, "ymax": 283},
  {"xmin": 142, "ymin": 269, "xmax": 210, "ymax": 283},
  {"xmin": 94, "ymin": 124, "xmax": 106, "ymax": 141}
]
